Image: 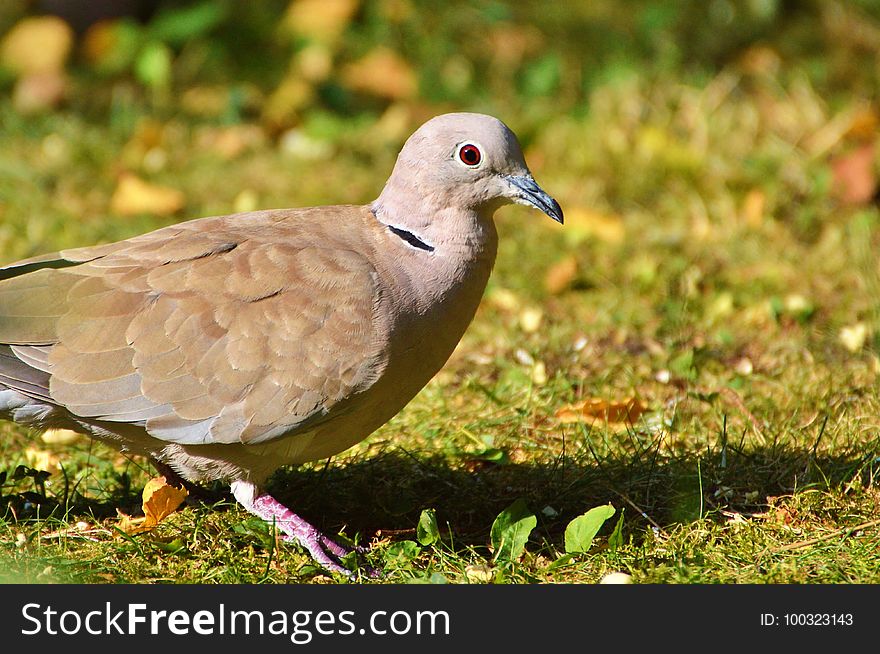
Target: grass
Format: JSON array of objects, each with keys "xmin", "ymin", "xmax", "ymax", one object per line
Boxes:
[{"xmin": 2, "ymin": 1, "xmax": 880, "ymax": 583}]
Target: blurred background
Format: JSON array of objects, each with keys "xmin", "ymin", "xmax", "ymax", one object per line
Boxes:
[
  {"xmin": 2, "ymin": 0, "xmax": 880, "ymax": 582},
  {"xmin": 3, "ymin": 0, "xmax": 880, "ymax": 364}
]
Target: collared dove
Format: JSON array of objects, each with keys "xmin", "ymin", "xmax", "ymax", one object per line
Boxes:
[{"xmin": 0, "ymin": 112, "xmax": 562, "ymax": 574}]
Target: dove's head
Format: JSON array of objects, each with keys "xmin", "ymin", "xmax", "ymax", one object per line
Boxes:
[{"xmin": 373, "ymin": 113, "xmax": 563, "ymax": 234}]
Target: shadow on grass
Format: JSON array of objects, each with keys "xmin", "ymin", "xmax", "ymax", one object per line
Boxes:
[
  {"xmin": 2, "ymin": 437, "xmax": 876, "ymax": 555},
  {"xmin": 262, "ymin": 439, "xmax": 876, "ymax": 551}
]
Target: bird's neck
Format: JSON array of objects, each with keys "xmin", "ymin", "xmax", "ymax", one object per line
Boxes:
[{"xmin": 372, "ymin": 180, "xmax": 498, "ymax": 259}]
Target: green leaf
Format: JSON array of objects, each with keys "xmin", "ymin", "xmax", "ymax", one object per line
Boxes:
[
  {"xmin": 669, "ymin": 349, "xmax": 696, "ymax": 380},
  {"xmin": 153, "ymin": 538, "xmax": 186, "ymax": 554},
  {"xmin": 148, "ymin": 1, "xmax": 228, "ymax": 45},
  {"xmin": 134, "ymin": 41, "xmax": 172, "ymax": 89},
  {"xmin": 416, "ymin": 508, "xmax": 440, "ymax": 546},
  {"xmin": 547, "ymin": 553, "xmax": 575, "ymax": 571},
  {"xmin": 608, "ymin": 508, "xmax": 625, "ymax": 551},
  {"xmin": 564, "ymin": 504, "xmax": 616, "ymax": 554},
  {"xmin": 521, "ymin": 53, "xmax": 562, "ymax": 97},
  {"xmin": 385, "ymin": 540, "xmax": 420, "ymax": 566},
  {"xmin": 490, "ymin": 498, "xmax": 537, "ymax": 563}
]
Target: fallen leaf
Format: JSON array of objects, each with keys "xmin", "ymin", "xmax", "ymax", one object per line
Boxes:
[
  {"xmin": 831, "ymin": 143, "xmax": 877, "ymax": 205},
  {"xmin": 283, "ymin": 0, "xmax": 359, "ymax": 43},
  {"xmin": 12, "ymin": 72, "xmax": 67, "ymax": 114},
  {"xmin": 0, "ymin": 16, "xmax": 74, "ymax": 76},
  {"xmin": 464, "ymin": 564, "xmax": 495, "ymax": 583},
  {"xmin": 263, "ymin": 75, "xmax": 315, "ymax": 129},
  {"xmin": 24, "ymin": 446, "xmax": 59, "ymax": 474},
  {"xmin": 742, "ymin": 189, "xmax": 765, "ymax": 227},
  {"xmin": 487, "ymin": 287, "xmax": 520, "ymax": 312},
  {"xmin": 531, "ymin": 361, "xmax": 547, "ymax": 385},
  {"xmin": 142, "ymin": 476, "xmax": 188, "ymax": 525},
  {"xmin": 845, "ymin": 106, "xmax": 879, "ymax": 142},
  {"xmin": 839, "ymin": 322, "xmax": 869, "ymax": 353},
  {"xmin": 196, "ymin": 125, "xmax": 265, "ymax": 160},
  {"xmin": 293, "ymin": 43, "xmax": 334, "ymax": 82},
  {"xmin": 110, "ymin": 173, "xmax": 185, "ymax": 216},
  {"xmin": 563, "ymin": 206, "xmax": 625, "ymax": 244},
  {"xmin": 487, "ymin": 23, "xmax": 544, "ymax": 67},
  {"xmin": 518, "ymin": 307, "xmax": 543, "ymax": 334},
  {"xmin": 120, "ymin": 476, "xmax": 188, "ymax": 535},
  {"xmin": 544, "ymin": 255, "xmax": 578, "ymax": 294},
  {"xmin": 555, "ymin": 397, "xmax": 646, "ymax": 427},
  {"xmin": 341, "ymin": 47, "xmax": 417, "ymax": 100}
]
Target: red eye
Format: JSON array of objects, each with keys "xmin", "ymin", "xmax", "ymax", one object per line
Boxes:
[{"xmin": 458, "ymin": 144, "xmax": 481, "ymax": 166}]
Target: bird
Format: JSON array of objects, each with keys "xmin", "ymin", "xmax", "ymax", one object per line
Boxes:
[{"xmin": 0, "ymin": 112, "xmax": 563, "ymax": 574}]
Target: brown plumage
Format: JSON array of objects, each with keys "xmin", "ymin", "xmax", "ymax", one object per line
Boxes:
[{"xmin": 0, "ymin": 113, "xmax": 562, "ymax": 574}]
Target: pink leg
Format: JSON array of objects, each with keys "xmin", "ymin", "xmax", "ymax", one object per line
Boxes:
[
  {"xmin": 229, "ymin": 479, "xmax": 354, "ymax": 575},
  {"xmin": 231, "ymin": 480, "xmax": 374, "ymax": 576}
]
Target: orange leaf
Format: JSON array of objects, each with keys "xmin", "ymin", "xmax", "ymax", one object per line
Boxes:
[
  {"xmin": 741, "ymin": 189, "xmax": 765, "ymax": 228},
  {"xmin": 544, "ymin": 255, "xmax": 578, "ymax": 295},
  {"xmin": 555, "ymin": 397, "xmax": 646, "ymax": 426},
  {"xmin": 119, "ymin": 476, "xmax": 187, "ymax": 535},
  {"xmin": 831, "ymin": 143, "xmax": 877, "ymax": 206},
  {"xmin": 110, "ymin": 173, "xmax": 185, "ymax": 216},
  {"xmin": 341, "ymin": 47, "xmax": 417, "ymax": 100},
  {"xmin": 142, "ymin": 476, "xmax": 188, "ymax": 525}
]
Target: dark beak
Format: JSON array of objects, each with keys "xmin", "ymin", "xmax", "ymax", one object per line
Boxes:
[{"xmin": 505, "ymin": 174, "xmax": 564, "ymax": 224}]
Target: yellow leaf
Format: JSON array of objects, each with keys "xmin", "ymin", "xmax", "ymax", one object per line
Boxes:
[
  {"xmin": 24, "ymin": 446, "xmax": 59, "ymax": 474},
  {"xmin": 110, "ymin": 174, "xmax": 185, "ymax": 216},
  {"xmin": 263, "ymin": 75, "xmax": 315, "ymax": 129},
  {"xmin": 839, "ymin": 322, "xmax": 869, "ymax": 353},
  {"xmin": 555, "ymin": 397, "xmax": 646, "ymax": 427},
  {"xmin": 0, "ymin": 16, "xmax": 73, "ymax": 76},
  {"xmin": 117, "ymin": 510, "xmax": 145, "ymax": 535},
  {"xmin": 283, "ymin": 0, "xmax": 359, "ymax": 43},
  {"xmin": 142, "ymin": 476, "xmax": 188, "ymax": 527},
  {"xmin": 544, "ymin": 255, "xmax": 578, "ymax": 295},
  {"xmin": 518, "ymin": 307, "xmax": 543, "ymax": 334},
  {"xmin": 742, "ymin": 189, "xmax": 765, "ymax": 227},
  {"xmin": 564, "ymin": 207, "xmax": 625, "ymax": 244},
  {"xmin": 117, "ymin": 477, "xmax": 187, "ymax": 535},
  {"xmin": 487, "ymin": 287, "xmax": 521, "ymax": 312},
  {"xmin": 341, "ymin": 47, "xmax": 417, "ymax": 100},
  {"xmin": 294, "ymin": 43, "xmax": 334, "ymax": 83},
  {"xmin": 464, "ymin": 564, "xmax": 495, "ymax": 583}
]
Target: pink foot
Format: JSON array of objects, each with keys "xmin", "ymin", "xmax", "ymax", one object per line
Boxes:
[
  {"xmin": 251, "ymin": 493, "xmax": 355, "ymax": 574},
  {"xmin": 231, "ymin": 480, "xmax": 374, "ymax": 576}
]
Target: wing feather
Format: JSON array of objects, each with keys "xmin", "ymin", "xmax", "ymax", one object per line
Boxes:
[{"xmin": 0, "ymin": 208, "xmax": 387, "ymax": 446}]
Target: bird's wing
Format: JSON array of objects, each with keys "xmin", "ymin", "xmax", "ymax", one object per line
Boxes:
[{"xmin": 0, "ymin": 210, "xmax": 387, "ymax": 445}]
